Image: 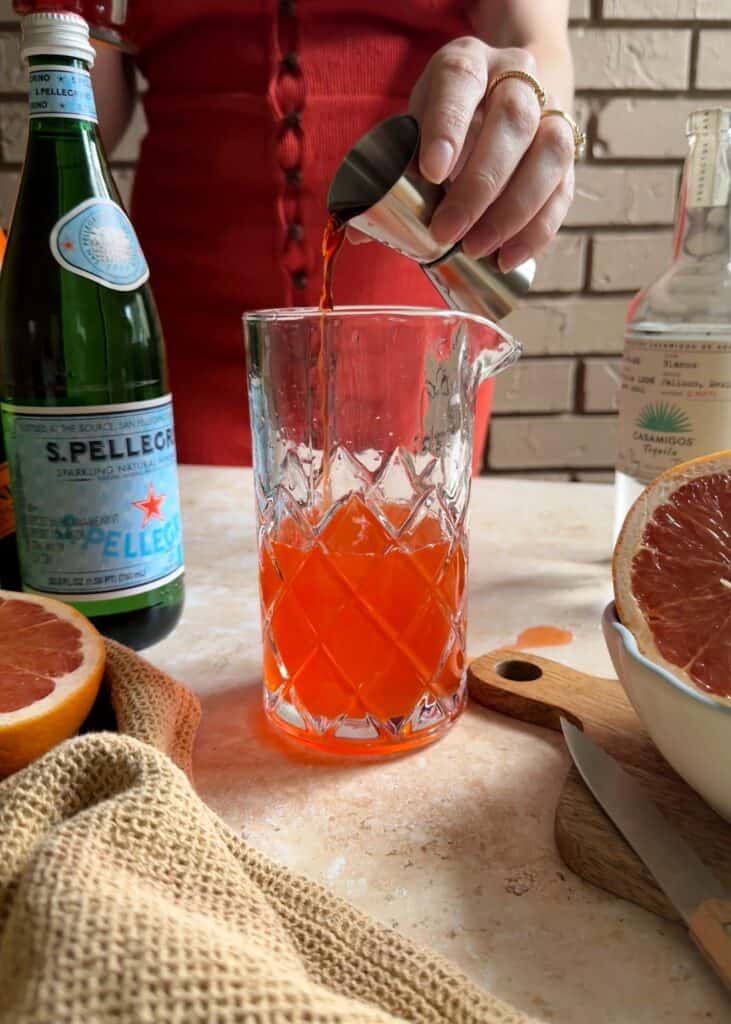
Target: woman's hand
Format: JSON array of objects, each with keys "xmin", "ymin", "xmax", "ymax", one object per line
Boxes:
[{"xmin": 408, "ymin": 36, "xmax": 576, "ymax": 272}]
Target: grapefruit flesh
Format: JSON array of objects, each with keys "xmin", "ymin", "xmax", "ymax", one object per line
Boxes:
[
  {"xmin": 614, "ymin": 452, "xmax": 731, "ymax": 700},
  {"xmin": 0, "ymin": 591, "xmax": 105, "ymax": 776}
]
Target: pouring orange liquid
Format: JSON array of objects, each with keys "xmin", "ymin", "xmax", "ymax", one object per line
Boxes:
[
  {"xmin": 319, "ymin": 214, "xmax": 345, "ymax": 312},
  {"xmin": 257, "ymin": 218, "xmax": 466, "ymax": 753}
]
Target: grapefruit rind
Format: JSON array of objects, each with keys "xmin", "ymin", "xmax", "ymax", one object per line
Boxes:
[
  {"xmin": 0, "ymin": 590, "xmax": 105, "ymax": 775},
  {"xmin": 613, "ymin": 450, "xmax": 731, "ymax": 703}
]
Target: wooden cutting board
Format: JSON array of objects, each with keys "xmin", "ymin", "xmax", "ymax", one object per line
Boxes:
[{"xmin": 467, "ymin": 648, "xmax": 731, "ymax": 921}]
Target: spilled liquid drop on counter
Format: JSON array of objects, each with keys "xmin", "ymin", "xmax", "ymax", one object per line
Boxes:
[{"xmin": 515, "ymin": 625, "xmax": 573, "ymax": 648}]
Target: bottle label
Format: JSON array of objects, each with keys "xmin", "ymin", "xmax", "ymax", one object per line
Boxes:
[
  {"xmin": 0, "ymin": 462, "xmax": 15, "ymax": 542},
  {"xmin": 1, "ymin": 396, "xmax": 184, "ymax": 602},
  {"xmin": 29, "ymin": 66, "xmax": 97, "ymax": 123},
  {"xmin": 50, "ymin": 198, "xmax": 149, "ymax": 292},
  {"xmin": 616, "ymin": 334, "xmax": 731, "ymax": 485},
  {"xmin": 687, "ymin": 114, "xmax": 730, "ymax": 209}
]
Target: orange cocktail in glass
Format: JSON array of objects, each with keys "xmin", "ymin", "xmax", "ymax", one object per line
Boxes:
[
  {"xmin": 244, "ymin": 307, "xmax": 520, "ymax": 755},
  {"xmin": 260, "ymin": 493, "xmax": 466, "ymax": 753}
]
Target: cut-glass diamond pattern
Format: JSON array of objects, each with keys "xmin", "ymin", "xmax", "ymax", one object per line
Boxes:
[
  {"xmin": 258, "ymin": 445, "xmax": 469, "ymax": 748},
  {"xmin": 279, "ymin": 448, "xmax": 310, "ymax": 504},
  {"xmin": 409, "ymin": 694, "xmax": 447, "ymax": 733}
]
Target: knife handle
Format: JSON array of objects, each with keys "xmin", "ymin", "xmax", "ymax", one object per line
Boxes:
[{"xmin": 689, "ymin": 899, "xmax": 731, "ymax": 991}]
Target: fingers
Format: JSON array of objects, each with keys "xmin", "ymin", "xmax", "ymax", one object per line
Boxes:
[
  {"xmin": 409, "ymin": 38, "xmax": 576, "ymax": 266},
  {"xmin": 497, "ymin": 166, "xmax": 575, "ymax": 272},
  {"xmin": 430, "ymin": 50, "xmax": 543, "ymax": 247},
  {"xmin": 462, "ymin": 113, "xmax": 576, "ymax": 259},
  {"xmin": 449, "ymin": 106, "xmax": 484, "ymax": 181},
  {"xmin": 410, "ymin": 36, "xmax": 489, "ymax": 185}
]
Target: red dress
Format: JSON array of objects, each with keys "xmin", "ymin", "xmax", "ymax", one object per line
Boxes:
[{"xmin": 125, "ymin": 1, "xmax": 492, "ymax": 471}]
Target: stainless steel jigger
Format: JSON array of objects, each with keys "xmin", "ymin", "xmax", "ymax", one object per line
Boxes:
[{"xmin": 327, "ymin": 114, "xmax": 535, "ymax": 320}]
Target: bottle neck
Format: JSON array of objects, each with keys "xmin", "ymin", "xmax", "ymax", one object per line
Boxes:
[
  {"xmin": 672, "ymin": 129, "xmax": 731, "ymax": 264},
  {"xmin": 26, "ymin": 54, "xmax": 97, "ymax": 134}
]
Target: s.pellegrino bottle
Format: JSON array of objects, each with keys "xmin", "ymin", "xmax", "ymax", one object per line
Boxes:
[
  {"xmin": 0, "ymin": 12, "xmax": 184, "ymax": 648},
  {"xmin": 614, "ymin": 108, "xmax": 731, "ymax": 540}
]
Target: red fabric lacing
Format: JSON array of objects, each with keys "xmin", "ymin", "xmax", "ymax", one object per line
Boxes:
[{"xmin": 270, "ymin": 0, "xmax": 308, "ymax": 306}]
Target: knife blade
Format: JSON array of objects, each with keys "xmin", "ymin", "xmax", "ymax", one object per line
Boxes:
[{"xmin": 560, "ymin": 718, "xmax": 731, "ymax": 992}]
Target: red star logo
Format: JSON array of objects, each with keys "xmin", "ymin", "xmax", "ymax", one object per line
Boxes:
[
  {"xmin": 132, "ymin": 483, "xmax": 166, "ymax": 527},
  {"xmin": 62, "ymin": 240, "xmax": 74, "ymax": 250}
]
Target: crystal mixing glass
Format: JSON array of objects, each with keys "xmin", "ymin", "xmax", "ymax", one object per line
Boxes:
[{"xmin": 244, "ymin": 306, "xmax": 520, "ymax": 755}]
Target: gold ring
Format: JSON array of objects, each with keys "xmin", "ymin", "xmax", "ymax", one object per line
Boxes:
[
  {"xmin": 485, "ymin": 69, "xmax": 546, "ymax": 109},
  {"xmin": 540, "ymin": 108, "xmax": 586, "ymax": 159}
]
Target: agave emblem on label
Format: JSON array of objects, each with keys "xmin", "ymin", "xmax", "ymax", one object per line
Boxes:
[{"xmin": 635, "ymin": 402, "xmax": 692, "ymax": 435}]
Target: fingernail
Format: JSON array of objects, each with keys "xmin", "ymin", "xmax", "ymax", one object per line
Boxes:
[
  {"xmin": 498, "ymin": 243, "xmax": 531, "ymax": 273},
  {"xmin": 431, "ymin": 201, "xmax": 469, "ymax": 246},
  {"xmin": 421, "ymin": 138, "xmax": 455, "ymax": 184}
]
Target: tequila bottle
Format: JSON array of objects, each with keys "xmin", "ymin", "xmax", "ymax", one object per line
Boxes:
[{"xmin": 614, "ymin": 108, "xmax": 731, "ymax": 538}]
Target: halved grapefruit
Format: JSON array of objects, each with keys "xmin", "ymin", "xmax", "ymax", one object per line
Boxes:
[
  {"xmin": 0, "ymin": 590, "xmax": 105, "ymax": 776},
  {"xmin": 613, "ymin": 451, "xmax": 731, "ymax": 700}
]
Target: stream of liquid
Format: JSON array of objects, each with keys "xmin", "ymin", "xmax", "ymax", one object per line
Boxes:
[
  {"xmin": 319, "ymin": 213, "xmax": 346, "ymax": 312},
  {"xmin": 317, "ymin": 215, "xmax": 346, "ymax": 504},
  {"xmin": 258, "ymin": 216, "xmax": 466, "ymax": 752}
]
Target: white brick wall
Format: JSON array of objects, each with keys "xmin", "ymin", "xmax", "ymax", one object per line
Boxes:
[
  {"xmin": 0, "ymin": 101, "xmax": 25, "ymax": 163},
  {"xmin": 591, "ymin": 231, "xmax": 674, "ymax": 291},
  {"xmin": 596, "ymin": 98, "xmax": 708, "ymax": 158},
  {"xmin": 696, "ymin": 31, "xmax": 730, "ymax": 90},
  {"xmin": 569, "ymin": 0, "xmax": 590, "ymax": 17},
  {"xmin": 492, "ymin": 358, "xmax": 575, "ymax": 414},
  {"xmin": 505, "ymin": 297, "xmax": 628, "ymax": 356},
  {"xmin": 1, "ymin": 7, "xmax": 731, "ymax": 479},
  {"xmin": 567, "ymin": 166, "xmax": 680, "ymax": 225},
  {"xmin": 0, "ymin": 170, "xmax": 18, "ymax": 227},
  {"xmin": 489, "ymin": 415, "xmax": 618, "ymax": 471},
  {"xmin": 0, "ymin": 30, "xmax": 24, "ymax": 93},
  {"xmin": 582, "ymin": 358, "xmax": 622, "ymax": 412},
  {"xmin": 532, "ymin": 233, "xmax": 587, "ymax": 291},
  {"xmin": 603, "ymin": 0, "xmax": 728, "ymax": 16},
  {"xmin": 570, "ymin": 28, "xmax": 692, "ymax": 90}
]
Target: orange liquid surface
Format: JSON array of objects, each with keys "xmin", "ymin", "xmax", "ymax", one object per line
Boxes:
[
  {"xmin": 515, "ymin": 625, "xmax": 573, "ymax": 648},
  {"xmin": 259, "ymin": 496, "xmax": 466, "ymax": 750}
]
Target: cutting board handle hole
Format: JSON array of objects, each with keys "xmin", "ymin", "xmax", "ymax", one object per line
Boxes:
[{"xmin": 495, "ymin": 659, "xmax": 543, "ymax": 683}]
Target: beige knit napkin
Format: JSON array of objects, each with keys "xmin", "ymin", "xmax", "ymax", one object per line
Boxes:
[{"xmin": 0, "ymin": 639, "xmax": 537, "ymax": 1024}]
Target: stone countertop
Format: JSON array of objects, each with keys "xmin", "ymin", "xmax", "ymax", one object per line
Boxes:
[{"xmin": 148, "ymin": 467, "xmax": 728, "ymax": 1023}]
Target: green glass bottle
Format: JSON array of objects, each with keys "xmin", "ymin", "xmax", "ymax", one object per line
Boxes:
[{"xmin": 0, "ymin": 12, "xmax": 184, "ymax": 649}]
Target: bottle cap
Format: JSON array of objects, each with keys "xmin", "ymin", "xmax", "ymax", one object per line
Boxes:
[
  {"xmin": 686, "ymin": 108, "xmax": 731, "ymax": 137},
  {"xmin": 21, "ymin": 12, "xmax": 95, "ymax": 66}
]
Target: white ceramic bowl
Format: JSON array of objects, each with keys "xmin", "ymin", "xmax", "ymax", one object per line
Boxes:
[{"xmin": 602, "ymin": 602, "xmax": 731, "ymax": 823}]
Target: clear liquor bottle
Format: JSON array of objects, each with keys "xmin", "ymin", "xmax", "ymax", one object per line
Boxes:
[{"xmin": 614, "ymin": 108, "xmax": 731, "ymax": 539}]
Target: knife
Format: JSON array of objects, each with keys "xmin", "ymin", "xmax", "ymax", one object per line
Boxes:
[{"xmin": 560, "ymin": 718, "xmax": 731, "ymax": 991}]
